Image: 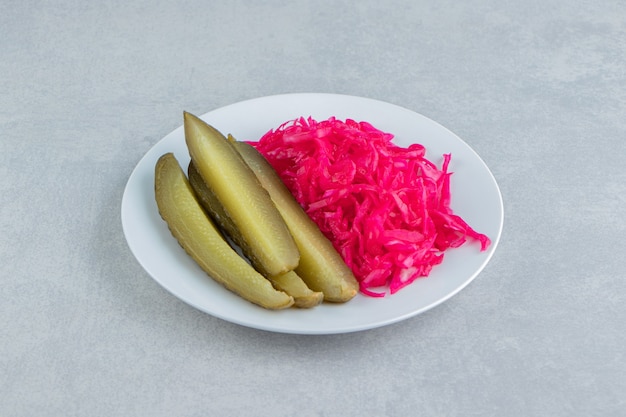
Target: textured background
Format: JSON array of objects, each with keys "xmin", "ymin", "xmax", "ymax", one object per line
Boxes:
[{"xmin": 2, "ymin": 0, "xmax": 625, "ymax": 416}]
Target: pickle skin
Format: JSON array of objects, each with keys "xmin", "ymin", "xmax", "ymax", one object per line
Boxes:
[
  {"xmin": 187, "ymin": 162, "xmax": 238, "ymax": 246},
  {"xmin": 154, "ymin": 152, "xmax": 294, "ymax": 310},
  {"xmin": 231, "ymin": 140, "xmax": 359, "ymax": 302},
  {"xmin": 183, "ymin": 111, "xmax": 300, "ymax": 277}
]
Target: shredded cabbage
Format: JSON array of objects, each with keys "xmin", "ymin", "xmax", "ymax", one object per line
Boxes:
[{"xmin": 250, "ymin": 117, "xmax": 490, "ymax": 296}]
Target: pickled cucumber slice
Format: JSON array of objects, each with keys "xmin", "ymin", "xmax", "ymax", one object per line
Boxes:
[
  {"xmin": 187, "ymin": 162, "xmax": 236, "ymax": 240},
  {"xmin": 189, "ymin": 162, "xmax": 323, "ymax": 308},
  {"xmin": 183, "ymin": 112, "xmax": 300, "ymax": 277},
  {"xmin": 231, "ymin": 139, "xmax": 359, "ymax": 302},
  {"xmin": 267, "ymin": 271, "xmax": 324, "ymax": 308},
  {"xmin": 154, "ymin": 152, "xmax": 294, "ymax": 310}
]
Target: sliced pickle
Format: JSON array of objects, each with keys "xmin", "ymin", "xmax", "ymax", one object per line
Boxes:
[
  {"xmin": 183, "ymin": 112, "xmax": 299, "ymax": 277},
  {"xmin": 154, "ymin": 152, "xmax": 294, "ymax": 310},
  {"xmin": 268, "ymin": 271, "xmax": 324, "ymax": 309},
  {"xmin": 231, "ymin": 139, "xmax": 359, "ymax": 302},
  {"xmin": 188, "ymin": 162, "xmax": 236, "ymax": 239},
  {"xmin": 190, "ymin": 162, "xmax": 322, "ymax": 308}
]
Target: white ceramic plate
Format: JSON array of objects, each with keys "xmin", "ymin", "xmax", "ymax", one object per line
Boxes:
[{"xmin": 121, "ymin": 93, "xmax": 503, "ymax": 334}]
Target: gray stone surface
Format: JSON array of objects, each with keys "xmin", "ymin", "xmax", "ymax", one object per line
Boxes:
[{"xmin": 2, "ymin": 1, "xmax": 625, "ymax": 416}]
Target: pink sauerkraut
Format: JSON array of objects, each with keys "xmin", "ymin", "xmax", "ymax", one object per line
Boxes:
[{"xmin": 249, "ymin": 117, "xmax": 490, "ymax": 296}]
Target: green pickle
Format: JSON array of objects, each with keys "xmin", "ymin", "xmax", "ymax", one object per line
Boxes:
[
  {"xmin": 267, "ymin": 270, "xmax": 324, "ymax": 308},
  {"xmin": 154, "ymin": 153, "xmax": 294, "ymax": 310},
  {"xmin": 183, "ymin": 111, "xmax": 300, "ymax": 278},
  {"xmin": 189, "ymin": 162, "xmax": 323, "ymax": 308},
  {"xmin": 231, "ymin": 139, "xmax": 358, "ymax": 302}
]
